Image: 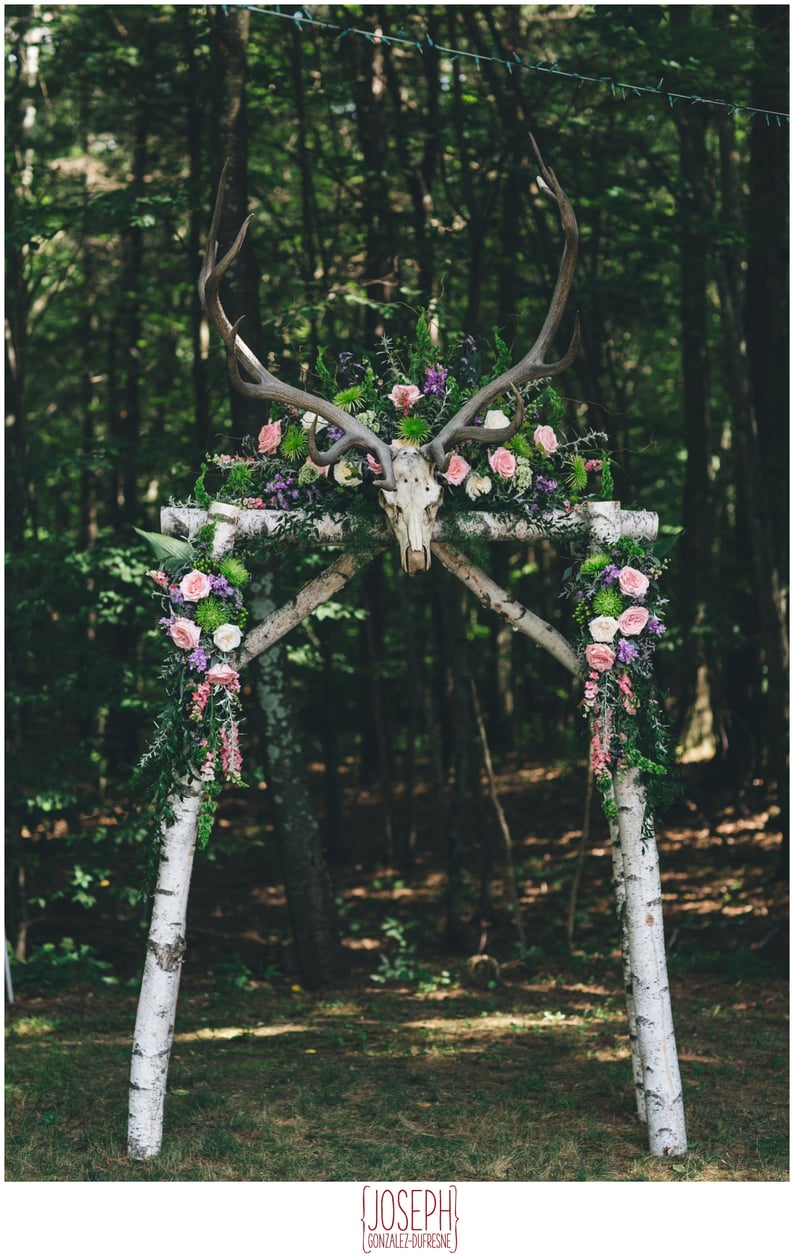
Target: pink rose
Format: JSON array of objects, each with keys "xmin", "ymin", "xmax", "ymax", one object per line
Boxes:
[
  {"xmin": 617, "ymin": 606, "xmax": 650, "ymax": 636},
  {"xmin": 441, "ymin": 453, "xmax": 471, "ymax": 486},
  {"xmin": 585, "ymin": 643, "xmax": 616, "ymax": 673},
  {"xmin": 169, "ymin": 618, "xmax": 202, "ymax": 651},
  {"xmin": 533, "ymin": 425, "xmax": 559, "ymax": 455},
  {"xmin": 205, "ymin": 664, "xmax": 240, "ymax": 689},
  {"xmin": 388, "ymin": 384, "xmax": 422, "ymax": 412},
  {"xmin": 617, "ymin": 566, "xmax": 650, "ymax": 599},
  {"xmin": 366, "ymin": 453, "xmax": 383, "ymax": 476},
  {"xmin": 487, "ymin": 447, "xmax": 517, "ymax": 479},
  {"xmin": 257, "ymin": 421, "xmax": 282, "ymax": 454},
  {"xmin": 179, "ymin": 569, "xmax": 213, "ymax": 602}
]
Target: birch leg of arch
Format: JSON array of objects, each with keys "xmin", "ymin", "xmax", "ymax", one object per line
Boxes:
[
  {"xmin": 612, "ymin": 767, "xmax": 686, "ymax": 1155},
  {"xmin": 607, "ymin": 796, "xmax": 647, "ymax": 1125},
  {"xmin": 128, "ymin": 532, "xmax": 381, "ymax": 1159}
]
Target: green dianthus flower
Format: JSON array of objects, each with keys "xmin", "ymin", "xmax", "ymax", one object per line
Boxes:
[
  {"xmin": 592, "ymin": 588, "xmax": 624, "ymax": 618},
  {"xmin": 194, "ymin": 596, "xmax": 229, "ymax": 633}
]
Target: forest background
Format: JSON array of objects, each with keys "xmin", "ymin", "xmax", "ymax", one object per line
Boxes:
[{"xmin": 4, "ymin": 0, "xmax": 788, "ymax": 1109}]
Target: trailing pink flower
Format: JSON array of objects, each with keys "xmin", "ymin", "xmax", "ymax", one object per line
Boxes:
[
  {"xmin": 258, "ymin": 421, "xmax": 282, "ymax": 455},
  {"xmin": 220, "ymin": 722, "xmax": 243, "ymax": 781},
  {"xmin": 169, "ymin": 617, "xmax": 202, "ymax": 651},
  {"xmin": 590, "ymin": 730, "xmax": 610, "ymax": 776},
  {"xmin": 179, "ymin": 569, "xmax": 213, "ymax": 603},
  {"xmin": 389, "ymin": 383, "xmax": 422, "ymax": 412},
  {"xmin": 191, "ymin": 681, "xmax": 212, "ymax": 720},
  {"xmin": 366, "ymin": 453, "xmax": 383, "ymax": 476},
  {"xmin": 200, "ymin": 747, "xmax": 216, "ymax": 782},
  {"xmin": 148, "ymin": 570, "xmax": 169, "ymax": 588}
]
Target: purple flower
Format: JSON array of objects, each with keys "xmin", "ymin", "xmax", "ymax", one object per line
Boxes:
[
  {"xmin": 616, "ymin": 639, "xmax": 638, "ymax": 664},
  {"xmin": 168, "ymin": 587, "xmax": 186, "ymax": 606},
  {"xmin": 647, "ymin": 617, "xmax": 666, "ymax": 637},
  {"xmin": 188, "ymin": 648, "xmax": 210, "ymax": 672},
  {"xmin": 327, "ymin": 425, "xmax": 345, "ymax": 443},
  {"xmin": 210, "ymin": 574, "xmax": 234, "ymax": 599},
  {"xmin": 601, "ymin": 565, "xmax": 621, "ymax": 585},
  {"xmin": 535, "ymin": 476, "xmax": 558, "ymax": 494},
  {"xmin": 424, "ymin": 365, "xmax": 448, "ymax": 396}
]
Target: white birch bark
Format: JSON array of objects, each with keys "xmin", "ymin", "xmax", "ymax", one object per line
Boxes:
[
  {"xmin": 431, "ymin": 541, "xmax": 579, "ymax": 676},
  {"xmin": 612, "ymin": 767, "xmax": 687, "ymax": 1155},
  {"xmin": 127, "ymin": 776, "xmax": 202, "ymax": 1160},
  {"xmin": 238, "ymin": 547, "xmax": 381, "ymax": 668},
  {"xmin": 606, "ymin": 793, "xmax": 647, "ymax": 1125},
  {"xmin": 161, "ymin": 503, "xmax": 660, "ymax": 548}
]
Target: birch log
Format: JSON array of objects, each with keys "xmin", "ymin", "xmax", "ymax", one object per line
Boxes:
[
  {"xmin": 128, "ymin": 776, "xmax": 202, "ymax": 1160},
  {"xmin": 431, "ymin": 541, "xmax": 579, "ymax": 675},
  {"xmin": 612, "ymin": 767, "xmax": 687, "ymax": 1155}
]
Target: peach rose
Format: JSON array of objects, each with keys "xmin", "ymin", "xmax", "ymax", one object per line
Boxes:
[
  {"xmin": 205, "ymin": 664, "xmax": 240, "ymax": 688},
  {"xmin": 617, "ymin": 566, "xmax": 650, "ymax": 599},
  {"xmin": 585, "ymin": 643, "xmax": 616, "ymax": 673},
  {"xmin": 179, "ymin": 569, "xmax": 213, "ymax": 602},
  {"xmin": 488, "ymin": 446, "xmax": 517, "ymax": 479},
  {"xmin": 441, "ymin": 454, "xmax": 471, "ymax": 486},
  {"xmin": 617, "ymin": 606, "xmax": 650, "ymax": 636},
  {"xmin": 257, "ymin": 421, "xmax": 282, "ymax": 454},
  {"xmin": 533, "ymin": 424, "xmax": 559, "ymax": 455},
  {"xmin": 169, "ymin": 618, "xmax": 202, "ymax": 651}
]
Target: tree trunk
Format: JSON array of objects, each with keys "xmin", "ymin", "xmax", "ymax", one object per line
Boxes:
[{"xmin": 250, "ymin": 569, "xmax": 347, "ymax": 990}]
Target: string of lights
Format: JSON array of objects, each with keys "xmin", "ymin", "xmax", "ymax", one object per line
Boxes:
[{"xmin": 229, "ymin": 3, "xmax": 789, "ymax": 126}]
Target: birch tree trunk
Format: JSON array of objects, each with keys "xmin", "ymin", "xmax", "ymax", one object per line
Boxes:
[
  {"xmin": 606, "ymin": 796, "xmax": 647, "ymax": 1126},
  {"xmin": 127, "ymin": 776, "xmax": 202, "ymax": 1160},
  {"xmin": 612, "ymin": 768, "xmax": 687, "ymax": 1155}
]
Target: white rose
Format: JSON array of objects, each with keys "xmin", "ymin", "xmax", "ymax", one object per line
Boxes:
[
  {"xmin": 589, "ymin": 616, "xmax": 620, "ymax": 643},
  {"xmin": 484, "ymin": 408, "xmax": 510, "ymax": 429},
  {"xmin": 213, "ymin": 623, "xmax": 243, "ymax": 653},
  {"xmin": 301, "ymin": 410, "xmax": 328, "ymax": 431},
  {"xmin": 333, "ymin": 459, "xmax": 363, "ymax": 487},
  {"xmin": 465, "ymin": 473, "xmax": 493, "ymax": 500}
]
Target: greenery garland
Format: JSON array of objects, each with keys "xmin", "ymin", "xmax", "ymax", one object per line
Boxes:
[{"xmin": 137, "ymin": 317, "xmax": 677, "ymax": 857}]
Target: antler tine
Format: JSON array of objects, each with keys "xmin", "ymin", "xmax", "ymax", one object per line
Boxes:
[
  {"xmin": 434, "ymin": 386, "xmax": 525, "ymax": 468},
  {"xmin": 422, "ymin": 135, "xmax": 580, "ymax": 470},
  {"xmin": 200, "ymin": 163, "xmax": 397, "ymax": 489}
]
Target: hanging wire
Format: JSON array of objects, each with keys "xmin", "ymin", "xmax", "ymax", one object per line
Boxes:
[{"xmin": 236, "ymin": 4, "xmax": 789, "ymax": 125}]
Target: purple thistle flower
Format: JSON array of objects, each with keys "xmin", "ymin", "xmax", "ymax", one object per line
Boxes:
[
  {"xmin": 188, "ymin": 648, "xmax": 210, "ymax": 672},
  {"xmin": 647, "ymin": 617, "xmax": 666, "ymax": 637},
  {"xmin": 616, "ymin": 639, "xmax": 638, "ymax": 664}
]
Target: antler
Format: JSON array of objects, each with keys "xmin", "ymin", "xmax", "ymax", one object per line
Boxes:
[
  {"xmin": 199, "ymin": 161, "xmax": 397, "ymax": 490},
  {"xmin": 422, "ymin": 134, "xmax": 580, "ymax": 471}
]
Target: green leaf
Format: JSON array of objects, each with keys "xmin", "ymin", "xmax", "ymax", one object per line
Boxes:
[
  {"xmin": 651, "ymin": 529, "xmax": 684, "ymax": 558},
  {"xmin": 133, "ymin": 528, "xmax": 193, "ymax": 566}
]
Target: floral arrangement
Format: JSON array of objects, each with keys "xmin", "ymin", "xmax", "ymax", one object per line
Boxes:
[
  {"xmin": 569, "ymin": 535, "xmax": 676, "ymax": 826},
  {"xmin": 135, "ymin": 319, "xmax": 676, "ymax": 859},
  {"xmin": 191, "ymin": 317, "xmax": 613, "ymax": 522},
  {"xmin": 134, "ymin": 523, "xmax": 250, "ymax": 852}
]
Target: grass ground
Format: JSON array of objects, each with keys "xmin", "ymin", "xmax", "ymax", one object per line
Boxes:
[{"xmin": 5, "ymin": 762, "xmax": 789, "ymax": 1182}]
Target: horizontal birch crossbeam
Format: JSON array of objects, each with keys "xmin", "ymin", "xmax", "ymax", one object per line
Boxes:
[{"xmin": 161, "ymin": 502, "xmax": 660, "ymax": 547}]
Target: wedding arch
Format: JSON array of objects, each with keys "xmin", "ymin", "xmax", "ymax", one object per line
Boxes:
[{"xmin": 128, "ymin": 141, "xmax": 687, "ymax": 1162}]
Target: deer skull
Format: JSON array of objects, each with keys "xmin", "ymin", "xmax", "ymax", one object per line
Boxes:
[{"xmin": 378, "ymin": 447, "xmax": 444, "ymax": 576}]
